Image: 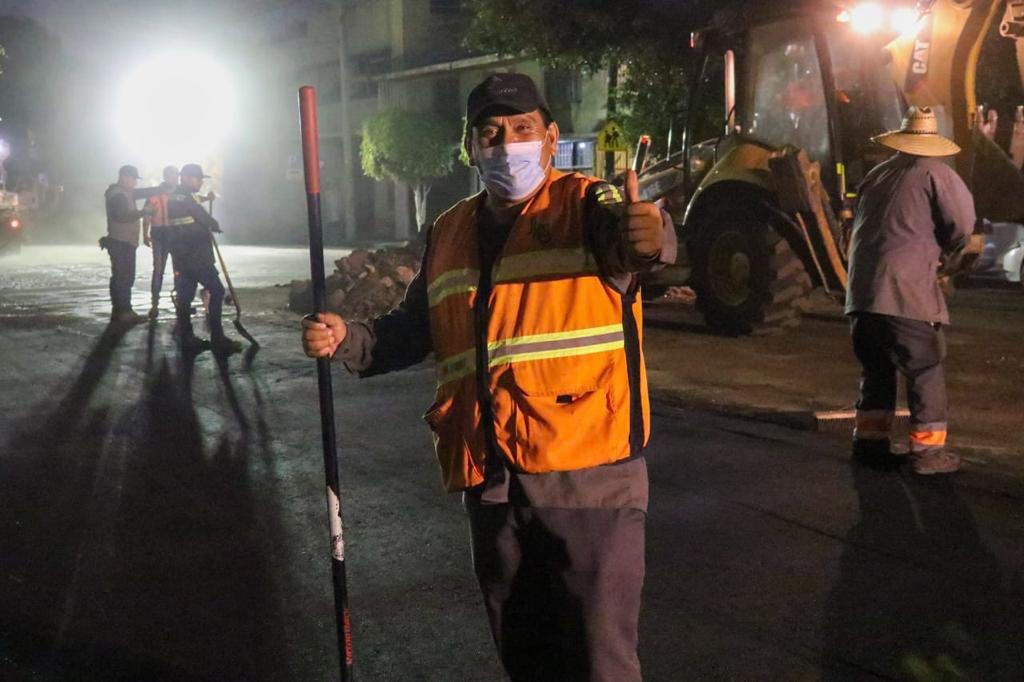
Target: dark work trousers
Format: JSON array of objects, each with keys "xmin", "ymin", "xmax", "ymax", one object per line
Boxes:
[
  {"xmin": 150, "ymin": 233, "xmax": 171, "ymax": 304},
  {"xmin": 174, "ymin": 263, "xmax": 226, "ymax": 340},
  {"xmin": 851, "ymin": 312, "xmax": 948, "ymax": 453},
  {"xmin": 107, "ymin": 238, "xmax": 137, "ymax": 313},
  {"xmin": 465, "ymin": 494, "xmax": 646, "ymax": 682}
]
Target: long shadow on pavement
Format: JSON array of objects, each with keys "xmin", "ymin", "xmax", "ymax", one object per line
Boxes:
[
  {"xmin": 822, "ymin": 462, "xmax": 1024, "ymax": 680},
  {"xmin": 1, "ymin": 328, "xmax": 290, "ymax": 681}
]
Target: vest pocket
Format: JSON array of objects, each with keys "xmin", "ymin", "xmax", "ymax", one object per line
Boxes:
[
  {"xmin": 505, "ymin": 382, "xmax": 618, "ymax": 472},
  {"xmin": 423, "ymin": 395, "xmax": 483, "ymax": 490}
]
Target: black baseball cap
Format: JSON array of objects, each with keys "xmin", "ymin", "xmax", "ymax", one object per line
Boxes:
[
  {"xmin": 118, "ymin": 164, "xmax": 142, "ymax": 179},
  {"xmin": 180, "ymin": 163, "xmax": 210, "ymax": 179},
  {"xmin": 466, "ymin": 73, "xmax": 552, "ymax": 127}
]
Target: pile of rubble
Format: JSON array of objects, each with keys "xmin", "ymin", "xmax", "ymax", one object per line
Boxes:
[{"xmin": 288, "ymin": 246, "xmax": 421, "ymax": 320}]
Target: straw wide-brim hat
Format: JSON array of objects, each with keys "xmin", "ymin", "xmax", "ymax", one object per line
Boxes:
[{"xmin": 871, "ymin": 106, "xmax": 961, "ymax": 157}]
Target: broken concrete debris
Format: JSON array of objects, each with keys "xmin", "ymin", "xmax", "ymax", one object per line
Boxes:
[{"xmin": 289, "ymin": 247, "xmax": 422, "ymax": 319}]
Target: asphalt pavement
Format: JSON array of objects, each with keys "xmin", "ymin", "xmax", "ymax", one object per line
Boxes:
[{"xmin": 1, "ymin": 246, "xmax": 1022, "ymax": 680}]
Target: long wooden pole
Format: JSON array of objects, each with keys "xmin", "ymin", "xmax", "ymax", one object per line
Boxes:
[{"xmin": 299, "ymin": 85, "xmax": 354, "ymax": 682}]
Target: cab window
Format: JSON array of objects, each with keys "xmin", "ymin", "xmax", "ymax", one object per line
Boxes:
[{"xmin": 742, "ymin": 20, "xmax": 831, "ymax": 164}]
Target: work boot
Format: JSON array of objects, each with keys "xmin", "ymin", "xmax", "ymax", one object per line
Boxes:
[
  {"xmin": 210, "ymin": 335, "xmax": 243, "ymax": 355},
  {"xmin": 176, "ymin": 330, "xmax": 209, "ymax": 352},
  {"xmin": 148, "ymin": 304, "xmax": 160, "ymax": 319},
  {"xmin": 851, "ymin": 439, "xmax": 899, "ymax": 470},
  {"xmin": 112, "ymin": 309, "xmax": 147, "ymax": 326},
  {"xmin": 910, "ymin": 449, "xmax": 962, "ymax": 475}
]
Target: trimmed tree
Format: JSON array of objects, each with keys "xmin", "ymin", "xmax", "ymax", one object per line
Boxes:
[{"xmin": 360, "ymin": 108, "xmax": 460, "ymax": 232}]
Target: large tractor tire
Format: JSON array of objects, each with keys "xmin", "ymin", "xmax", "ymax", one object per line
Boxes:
[{"xmin": 690, "ymin": 207, "xmax": 814, "ymax": 336}]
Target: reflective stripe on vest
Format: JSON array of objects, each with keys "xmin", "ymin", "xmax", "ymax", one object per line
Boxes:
[
  {"xmin": 435, "ymin": 323, "xmax": 626, "ymax": 388},
  {"xmin": 427, "ymin": 268, "xmax": 479, "ymax": 308},
  {"xmin": 423, "ymin": 170, "xmax": 650, "ymax": 491},
  {"xmin": 493, "ymin": 247, "xmax": 599, "ymax": 283},
  {"xmin": 427, "ymin": 248, "xmax": 600, "ymax": 308},
  {"xmin": 167, "ymin": 216, "xmax": 196, "ymax": 226}
]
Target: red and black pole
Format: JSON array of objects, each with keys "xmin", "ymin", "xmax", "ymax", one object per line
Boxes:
[{"xmin": 299, "ymin": 85, "xmax": 355, "ymax": 682}]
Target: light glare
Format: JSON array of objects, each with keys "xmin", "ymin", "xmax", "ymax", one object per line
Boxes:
[
  {"xmin": 851, "ymin": 3, "xmax": 885, "ymax": 34},
  {"xmin": 890, "ymin": 7, "xmax": 919, "ymax": 36},
  {"xmin": 114, "ymin": 52, "xmax": 235, "ymax": 166}
]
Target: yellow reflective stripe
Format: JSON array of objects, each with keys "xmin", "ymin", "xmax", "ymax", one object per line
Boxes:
[
  {"xmin": 487, "ymin": 324, "xmax": 622, "ymax": 352},
  {"xmin": 435, "ymin": 323, "xmax": 624, "ymax": 386},
  {"xmin": 427, "ymin": 268, "xmax": 480, "ymax": 307},
  {"xmin": 489, "ymin": 339, "xmax": 624, "ymax": 367},
  {"xmin": 435, "ymin": 348, "xmax": 476, "ymax": 387},
  {"xmin": 595, "ymin": 185, "xmax": 623, "ymax": 206},
  {"xmin": 493, "ymin": 247, "xmax": 599, "ymax": 283},
  {"xmin": 167, "ymin": 216, "xmax": 195, "ymax": 226}
]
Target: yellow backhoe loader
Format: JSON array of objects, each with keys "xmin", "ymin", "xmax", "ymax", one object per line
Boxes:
[{"xmin": 640, "ymin": 0, "xmax": 1024, "ymax": 335}]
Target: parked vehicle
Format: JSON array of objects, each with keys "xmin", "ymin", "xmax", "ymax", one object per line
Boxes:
[
  {"xmin": 974, "ymin": 222, "xmax": 1024, "ymax": 287},
  {"xmin": 0, "ymin": 191, "xmax": 25, "ymax": 254}
]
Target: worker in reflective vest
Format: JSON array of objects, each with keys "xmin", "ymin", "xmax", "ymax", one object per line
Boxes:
[
  {"xmin": 143, "ymin": 164, "xmax": 179, "ymax": 318},
  {"xmin": 166, "ymin": 163, "xmax": 241, "ymax": 355},
  {"xmin": 302, "ymin": 73, "xmax": 676, "ymax": 681}
]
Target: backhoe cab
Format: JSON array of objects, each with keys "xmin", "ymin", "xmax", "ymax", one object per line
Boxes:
[{"xmin": 641, "ymin": 0, "xmax": 1024, "ymax": 335}]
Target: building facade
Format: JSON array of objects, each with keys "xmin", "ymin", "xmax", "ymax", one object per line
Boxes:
[{"xmin": 254, "ymin": 0, "xmax": 609, "ymax": 245}]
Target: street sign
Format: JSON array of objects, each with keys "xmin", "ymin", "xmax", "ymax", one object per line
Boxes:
[{"xmin": 596, "ymin": 121, "xmax": 628, "ymax": 152}]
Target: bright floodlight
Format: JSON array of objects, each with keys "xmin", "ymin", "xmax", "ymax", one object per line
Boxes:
[
  {"xmin": 890, "ymin": 7, "xmax": 920, "ymax": 36},
  {"xmin": 115, "ymin": 52, "xmax": 235, "ymax": 165},
  {"xmin": 851, "ymin": 3, "xmax": 885, "ymax": 34}
]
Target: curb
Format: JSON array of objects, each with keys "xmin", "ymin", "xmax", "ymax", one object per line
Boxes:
[{"xmin": 649, "ymin": 387, "xmax": 1024, "ymax": 497}]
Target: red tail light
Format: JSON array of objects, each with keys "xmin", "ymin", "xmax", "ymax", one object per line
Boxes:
[{"xmin": 10, "ymin": 219, "xmax": 19, "ymax": 229}]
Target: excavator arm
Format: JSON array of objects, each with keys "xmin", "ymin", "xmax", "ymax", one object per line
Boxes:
[{"xmin": 884, "ymin": 0, "xmax": 1024, "ymax": 222}]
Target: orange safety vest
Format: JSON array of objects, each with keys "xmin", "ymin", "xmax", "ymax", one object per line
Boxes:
[{"xmin": 424, "ymin": 169, "xmax": 650, "ymax": 491}]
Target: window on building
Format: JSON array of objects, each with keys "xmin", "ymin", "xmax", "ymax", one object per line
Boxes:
[
  {"xmin": 351, "ymin": 49, "xmax": 392, "ymax": 77},
  {"xmin": 350, "ymin": 79, "xmax": 379, "ymax": 100},
  {"xmin": 554, "ymin": 139, "xmax": 596, "ymax": 171},
  {"xmin": 433, "ymin": 77, "xmax": 461, "ymax": 118},
  {"xmin": 318, "ymin": 62, "xmax": 341, "ymax": 104},
  {"xmin": 430, "ymin": 0, "xmax": 463, "ymax": 14}
]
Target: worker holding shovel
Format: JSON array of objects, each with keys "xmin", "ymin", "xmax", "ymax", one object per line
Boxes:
[{"xmin": 166, "ymin": 163, "xmax": 242, "ymax": 355}]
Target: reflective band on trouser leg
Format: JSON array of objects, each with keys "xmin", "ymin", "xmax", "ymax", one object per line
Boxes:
[
  {"xmin": 854, "ymin": 409, "xmax": 894, "ymax": 441},
  {"xmin": 910, "ymin": 422, "xmax": 947, "ymax": 452}
]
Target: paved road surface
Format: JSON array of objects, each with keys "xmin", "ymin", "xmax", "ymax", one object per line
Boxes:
[{"xmin": 2, "ymin": 246, "xmax": 1022, "ymax": 680}]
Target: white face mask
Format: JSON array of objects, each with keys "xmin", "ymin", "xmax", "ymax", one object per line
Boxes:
[{"xmin": 473, "ymin": 138, "xmax": 551, "ymax": 202}]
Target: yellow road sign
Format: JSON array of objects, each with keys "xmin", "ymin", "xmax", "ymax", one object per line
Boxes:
[{"xmin": 596, "ymin": 121, "xmax": 628, "ymax": 152}]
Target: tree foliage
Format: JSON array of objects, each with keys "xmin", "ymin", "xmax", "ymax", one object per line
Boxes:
[
  {"xmin": 464, "ymin": 0, "xmax": 711, "ymax": 157},
  {"xmin": 465, "ymin": 0, "xmax": 708, "ymax": 71},
  {"xmin": 361, "ymin": 108, "xmax": 459, "ymax": 184},
  {"xmin": 360, "ymin": 108, "xmax": 461, "ymax": 230}
]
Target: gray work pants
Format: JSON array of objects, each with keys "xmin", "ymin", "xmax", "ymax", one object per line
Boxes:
[
  {"xmin": 851, "ymin": 312, "xmax": 948, "ymax": 453},
  {"xmin": 465, "ymin": 493, "xmax": 645, "ymax": 682}
]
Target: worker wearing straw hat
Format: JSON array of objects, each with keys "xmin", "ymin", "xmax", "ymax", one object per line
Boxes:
[{"xmin": 845, "ymin": 106, "xmax": 976, "ymax": 475}]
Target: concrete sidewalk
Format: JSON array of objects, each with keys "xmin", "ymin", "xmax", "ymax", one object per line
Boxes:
[{"xmin": 642, "ymin": 287, "xmax": 1024, "ymax": 473}]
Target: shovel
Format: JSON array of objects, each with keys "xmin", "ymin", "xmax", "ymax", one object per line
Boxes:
[{"xmin": 207, "ymin": 197, "xmax": 259, "ymax": 348}]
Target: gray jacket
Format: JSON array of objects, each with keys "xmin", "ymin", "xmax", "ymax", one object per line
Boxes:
[
  {"xmin": 845, "ymin": 154, "xmax": 976, "ymax": 324},
  {"xmin": 104, "ymin": 184, "xmax": 168, "ymax": 246}
]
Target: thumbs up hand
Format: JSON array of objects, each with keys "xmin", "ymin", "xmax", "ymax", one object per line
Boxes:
[{"xmin": 621, "ymin": 170, "xmax": 664, "ymax": 259}]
